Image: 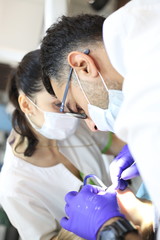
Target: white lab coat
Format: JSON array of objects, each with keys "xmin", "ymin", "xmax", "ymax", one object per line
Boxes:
[
  {"xmin": 103, "ymin": 0, "xmax": 160, "ymax": 236},
  {"xmin": 0, "ymin": 121, "xmax": 111, "ymax": 240}
]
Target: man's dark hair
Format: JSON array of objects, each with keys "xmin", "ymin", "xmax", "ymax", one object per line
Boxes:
[{"xmin": 40, "ymin": 14, "xmax": 105, "ymax": 94}]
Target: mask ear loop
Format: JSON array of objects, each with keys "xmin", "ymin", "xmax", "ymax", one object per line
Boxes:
[
  {"xmin": 98, "ymin": 71, "xmax": 109, "ymax": 93},
  {"xmin": 26, "ymin": 96, "xmax": 44, "ymax": 113},
  {"xmin": 25, "ymin": 113, "xmax": 41, "ymax": 130},
  {"xmin": 25, "ymin": 97, "xmax": 45, "ymax": 130},
  {"xmin": 74, "ymin": 69, "xmax": 109, "ymax": 105},
  {"xmin": 74, "ymin": 69, "xmax": 90, "ymax": 104}
]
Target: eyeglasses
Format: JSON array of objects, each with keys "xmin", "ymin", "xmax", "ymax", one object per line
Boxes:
[{"xmin": 59, "ymin": 49, "xmax": 90, "ymax": 119}]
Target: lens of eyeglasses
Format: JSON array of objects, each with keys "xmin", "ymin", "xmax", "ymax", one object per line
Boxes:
[{"xmin": 65, "ymin": 112, "xmax": 87, "ymax": 119}]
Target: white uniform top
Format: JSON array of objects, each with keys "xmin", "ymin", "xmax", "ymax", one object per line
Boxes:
[
  {"xmin": 103, "ymin": 0, "xmax": 160, "ymax": 234},
  {"xmin": 0, "ymin": 121, "xmax": 111, "ymax": 240}
]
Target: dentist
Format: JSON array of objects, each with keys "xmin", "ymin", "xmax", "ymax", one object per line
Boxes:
[{"xmin": 40, "ymin": 1, "xmax": 160, "ymax": 238}]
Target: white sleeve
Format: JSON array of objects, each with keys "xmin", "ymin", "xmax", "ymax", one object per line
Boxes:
[
  {"xmin": 104, "ymin": 0, "xmax": 160, "ymax": 216},
  {"xmin": 1, "ymin": 193, "xmax": 61, "ymax": 240},
  {"xmin": 153, "ymin": 205, "xmax": 160, "ymax": 237},
  {"xmin": 115, "ymin": 58, "xmax": 160, "ymax": 216}
]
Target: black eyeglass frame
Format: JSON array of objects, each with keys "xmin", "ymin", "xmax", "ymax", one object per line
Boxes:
[{"xmin": 59, "ymin": 49, "xmax": 90, "ymax": 119}]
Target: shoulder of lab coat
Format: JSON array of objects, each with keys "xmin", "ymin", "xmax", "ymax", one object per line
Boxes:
[
  {"xmin": 103, "ymin": 0, "xmax": 160, "ymax": 77},
  {"xmin": 103, "ymin": 3, "xmax": 127, "ymax": 77}
]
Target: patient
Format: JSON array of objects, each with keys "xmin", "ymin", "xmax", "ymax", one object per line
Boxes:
[
  {"xmin": 0, "ymin": 49, "xmax": 120, "ymax": 239},
  {"xmin": 56, "ymin": 229, "xmax": 84, "ymax": 240}
]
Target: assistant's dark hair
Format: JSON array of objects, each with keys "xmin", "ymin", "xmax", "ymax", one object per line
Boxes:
[
  {"xmin": 41, "ymin": 14, "xmax": 105, "ymax": 94},
  {"xmin": 8, "ymin": 50, "xmax": 46, "ymax": 156}
]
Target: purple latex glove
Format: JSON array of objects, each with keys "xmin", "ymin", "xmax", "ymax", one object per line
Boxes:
[
  {"xmin": 110, "ymin": 144, "xmax": 140, "ymax": 190},
  {"xmin": 61, "ymin": 185, "xmax": 125, "ymax": 240}
]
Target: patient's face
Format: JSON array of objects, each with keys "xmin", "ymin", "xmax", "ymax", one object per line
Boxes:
[
  {"xmin": 28, "ymin": 89, "xmax": 62, "ymax": 128},
  {"xmin": 34, "ymin": 89, "xmax": 61, "ymax": 113}
]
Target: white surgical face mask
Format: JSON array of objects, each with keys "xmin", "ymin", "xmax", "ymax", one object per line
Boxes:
[
  {"xmin": 26, "ymin": 98, "xmax": 79, "ymax": 140},
  {"xmin": 74, "ymin": 70, "xmax": 123, "ymax": 132}
]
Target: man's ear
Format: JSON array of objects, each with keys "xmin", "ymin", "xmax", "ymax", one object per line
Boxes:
[
  {"xmin": 68, "ymin": 51, "xmax": 99, "ymax": 78},
  {"xmin": 18, "ymin": 94, "xmax": 34, "ymax": 115}
]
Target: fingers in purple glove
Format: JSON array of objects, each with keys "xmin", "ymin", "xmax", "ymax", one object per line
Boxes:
[
  {"xmin": 110, "ymin": 160, "xmax": 129, "ymax": 190},
  {"xmin": 110, "ymin": 144, "xmax": 136, "ymax": 191},
  {"xmin": 121, "ymin": 163, "xmax": 139, "ymax": 180},
  {"xmin": 60, "ymin": 217, "xmax": 69, "ymax": 230},
  {"xmin": 65, "ymin": 191, "xmax": 78, "ymax": 203},
  {"xmin": 65, "ymin": 203, "xmax": 70, "ymax": 217}
]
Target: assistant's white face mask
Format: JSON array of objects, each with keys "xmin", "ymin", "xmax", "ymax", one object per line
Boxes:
[
  {"xmin": 74, "ymin": 70, "xmax": 123, "ymax": 132},
  {"xmin": 26, "ymin": 98, "xmax": 79, "ymax": 140}
]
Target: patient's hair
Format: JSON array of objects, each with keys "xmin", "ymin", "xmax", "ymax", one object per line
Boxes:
[
  {"xmin": 8, "ymin": 50, "xmax": 54, "ymax": 157},
  {"xmin": 55, "ymin": 228, "xmax": 84, "ymax": 240},
  {"xmin": 41, "ymin": 14, "xmax": 105, "ymax": 94}
]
